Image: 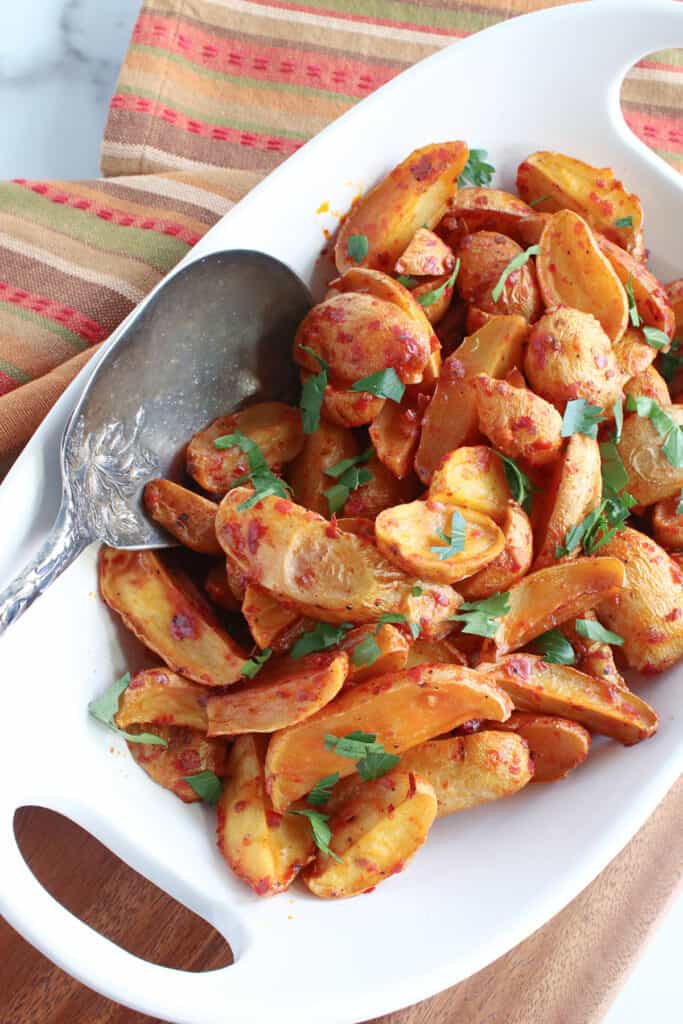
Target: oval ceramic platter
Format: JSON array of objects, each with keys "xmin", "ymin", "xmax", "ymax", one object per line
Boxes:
[{"xmin": 1, "ymin": 2, "xmax": 682, "ymax": 1022}]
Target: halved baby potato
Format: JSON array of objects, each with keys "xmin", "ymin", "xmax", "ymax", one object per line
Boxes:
[
  {"xmin": 287, "ymin": 419, "xmax": 359, "ymax": 517},
  {"xmin": 471, "ymin": 374, "xmax": 564, "ymax": 467},
  {"xmin": 613, "ymin": 327, "xmax": 657, "ymax": 381},
  {"xmin": 428, "ymin": 446, "xmax": 510, "ymax": 523},
  {"xmin": 241, "ymin": 584, "xmax": 308, "ymax": 652},
  {"xmin": 597, "ymin": 234, "xmax": 675, "ymax": 340},
  {"xmin": 458, "ymin": 502, "xmax": 533, "ymax": 600},
  {"xmin": 395, "ymin": 227, "xmax": 455, "ymax": 277},
  {"xmin": 116, "ymin": 668, "xmax": 208, "ymax": 732},
  {"xmin": 369, "ymin": 391, "xmax": 427, "ymax": 480},
  {"xmin": 143, "ymin": 480, "xmax": 220, "ymax": 555},
  {"xmin": 128, "ymin": 725, "xmax": 227, "ymax": 804},
  {"xmin": 617, "ymin": 406, "xmax": 683, "ymax": 506},
  {"xmin": 652, "ymin": 496, "xmax": 683, "ymax": 550},
  {"xmin": 455, "ymin": 231, "xmax": 542, "ymax": 322},
  {"xmin": 445, "ymin": 188, "xmax": 544, "ymax": 246},
  {"xmin": 623, "ymin": 365, "xmax": 670, "ymax": 406},
  {"xmin": 489, "ymin": 711, "xmax": 590, "ymax": 782},
  {"xmin": 532, "ymin": 434, "xmax": 602, "ymax": 570}
]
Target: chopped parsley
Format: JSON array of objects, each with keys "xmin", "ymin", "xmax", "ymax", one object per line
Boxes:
[
  {"xmin": 453, "ymin": 591, "xmax": 510, "ymax": 638},
  {"xmin": 528, "ymin": 194, "xmax": 551, "ymax": 207},
  {"xmin": 323, "ymin": 446, "xmax": 375, "ymax": 516},
  {"xmin": 396, "ymin": 274, "xmax": 418, "ymax": 288},
  {"xmin": 626, "ymin": 394, "xmax": 683, "ymax": 468},
  {"xmin": 416, "ymin": 261, "xmax": 460, "ymax": 307},
  {"xmin": 531, "ymin": 628, "xmax": 576, "ymax": 666},
  {"xmin": 324, "ymin": 730, "xmax": 400, "ymax": 781},
  {"xmin": 614, "ymin": 216, "xmax": 633, "ymax": 229},
  {"xmin": 183, "ymin": 771, "xmax": 222, "ymax": 804},
  {"xmin": 574, "ymin": 618, "xmax": 624, "ymax": 646},
  {"xmin": 347, "ymin": 233, "xmax": 369, "ymax": 264},
  {"xmin": 307, "ymin": 772, "xmax": 340, "ymax": 807},
  {"xmin": 430, "ymin": 508, "xmax": 466, "ymax": 560},
  {"xmin": 555, "ymin": 443, "xmax": 635, "ymax": 558},
  {"xmin": 88, "ymin": 673, "xmax": 168, "ymax": 747},
  {"xmin": 642, "ymin": 326, "xmax": 670, "ymax": 351},
  {"xmin": 612, "ymin": 399, "xmax": 624, "ymax": 444},
  {"xmin": 458, "ymin": 149, "xmax": 495, "ymax": 188},
  {"xmin": 677, "ymin": 488, "xmax": 683, "ymax": 516},
  {"xmin": 288, "ymin": 808, "xmax": 342, "ymax": 862},
  {"xmin": 491, "ymin": 244, "xmax": 540, "ymax": 303},
  {"xmin": 659, "ymin": 339, "xmax": 683, "ymax": 384},
  {"xmin": 290, "ymin": 621, "xmax": 352, "ymax": 659},
  {"xmin": 215, "ymin": 429, "xmax": 292, "ymax": 508},
  {"xmin": 298, "ymin": 345, "xmax": 329, "ymax": 434},
  {"xmin": 496, "ymin": 452, "xmax": 535, "ymax": 512},
  {"xmin": 350, "ymin": 367, "xmax": 405, "ymax": 402},
  {"xmin": 240, "ymin": 648, "xmax": 273, "ymax": 678},
  {"xmin": 625, "ymin": 273, "xmax": 641, "ymax": 328},
  {"xmin": 561, "ymin": 398, "xmax": 605, "ymax": 440}
]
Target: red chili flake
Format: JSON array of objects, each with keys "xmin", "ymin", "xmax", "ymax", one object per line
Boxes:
[
  {"xmin": 505, "ymin": 655, "xmax": 535, "ymax": 680},
  {"xmin": 266, "ymin": 810, "xmax": 282, "ymax": 829},
  {"xmin": 170, "ymin": 612, "xmax": 197, "ymax": 640},
  {"xmin": 325, "ymin": 515, "xmax": 340, "ymax": 539},
  {"xmin": 409, "ymin": 154, "xmax": 433, "ymax": 181},
  {"xmin": 247, "ymin": 519, "xmax": 267, "ymax": 555},
  {"xmin": 233, "ymin": 800, "xmax": 248, "ymax": 813},
  {"xmin": 665, "ymin": 608, "xmax": 681, "ymax": 622},
  {"xmin": 513, "ymin": 415, "xmax": 533, "ymax": 430},
  {"xmin": 407, "ymin": 771, "xmax": 417, "ymax": 797},
  {"xmin": 253, "ymin": 878, "xmax": 271, "ymax": 896}
]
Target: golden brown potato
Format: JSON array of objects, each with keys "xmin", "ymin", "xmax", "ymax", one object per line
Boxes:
[
  {"xmin": 597, "ymin": 234, "xmax": 675, "ymax": 340},
  {"xmin": 613, "ymin": 327, "xmax": 657, "ymax": 381},
  {"xmin": 303, "ymin": 770, "xmax": 437, "ymax": 899},
  {"xmin": 428, "ymin": 446, "xmax": 511, "ymax": 523},
  {"xmin": 482, "ymin": 557, "xmax": 625, "ymax": 655},
  {"xmin": 241, "ymin": 585, "xmax": 308, "ymax": 652},
  {"xmin": 334, "ymin": 142, "xmax": 468, "ymax": 274},
  {"xmin": 287, "ymin": 420, "xmax": 358, "ymax": 516},
  {"xmin": 532, "ymin": 434, "xmax": 602, "ymax": 570},
  {"xmin": 618, "ymin": 406, "xmax": 683, "ymax": 506},
  {"xmin": 404, "ymin": 636, "xmax": 467, "ymax": 668},
  {"xmin": 265, "ymin": 664, "xmax": 512, "ymax": 809},
  {"xmin": 516, "ymin": 151, "xmax": 644, "ymax": 256},
  {"xmin": 652, "ymin": 496, "xmax": 683, "ymax": 550},
  {"xmin": 336, "ymin": 516, "xmax": 377, "ymax": 542},
  {"xmin": 216, "ymin": 489, "xmax": 461, "ymax": 635},
  {"xmin": 128, "ymin": 725, "xmax": 227, "ymax": 803},
  {"xmin": 375, "ymin": 498, "xmax": 505, "ymax": 584},
  {"xmin": 317, "ymin": 383, "xmax": 385, "ymax": 429},
  {"xmin": 369, "ymin": 392, "xmax": 427, "ymax": 479},
  {"xmin": 415, "ymin": 315, "xmax": 528, "ymax": 483},
  {"xmin": 116, "ymin": 668, "xmax": 208, "ymax": 732},
  {"xmin": 459, "ymin": 502, "xmax": 533, "ymax": 600},
  {"xmin": 341, "ymin": 623, "xmax": 411, "ymax": 684},
  {"xmin": 524, "ymin": 307, "xmax": 622, "ymax": 409},
  {"xmin": 332, "ymin": 266, "xmax": 440, "ymax": 348},
  {"xmin": 455, "ymin": 231, "xmax": 542, "ymax": 322},
  {"xmin": 445, "ymin": 188, "xmax": 544, "ymax": 246},
  {"xmin": 559, "ymin": 611, "xmax": 628, "ymax": 690},
  {"xmin": 186, "ymin": 402, "xmax": 303, "ymax": 495},
  {"xmin": 471, "ymin": 374, "xmax": 564, "ymax": 467},
  {"xmin": 395, "ymin": 227, "xmax": 455, "ymax": 276},
  {"xmin": 480, "ymin": 654, "xmax": 658, "ymax": 745},
  {"xmin": 204, "ymin": 564, "xmax": 240, "ymax": 613},
  {"xmin": 410, "ymin": 273, "xmax": 457, "ymax": 325},
  {"xmin": 207, "ymin": 650, "xmax": 348, "ymax": 735},
  {"xmin": 488, "ymin": 711, "xmax": 590, "ymax": 782},
  {"xmin": 596, "ymin": 527, "xmax": 683, "ymax": 673},
  {"xmin": 340, "ymin": 457, "xmax": 418, "ymax": 518},
  {"xmin": 537, "ymin": 211, "xmax": 628, "ymax": 343},
  {"xmin": 99, "ymin": 548, "xmax": 248, "ymax": 686},
  {"xmin": 217, "ymin": 735, "xmax": 314, "ymax": 896},
  {"xmin": 623, "ymin": 366, "xmax": 670, "ymax": 406},
  {"xmin": 143, "ymin": 480, "xmax": 220, "ymax": 555}
]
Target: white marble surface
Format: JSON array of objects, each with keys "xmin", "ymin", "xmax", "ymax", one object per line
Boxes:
[{"xmin": 0, "ymin": 1, "xmax": 680, "ymax": 1020}]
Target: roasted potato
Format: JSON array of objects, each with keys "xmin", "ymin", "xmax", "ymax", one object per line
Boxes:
[
  {"xmin": 404, "ymin": 637, "xmax": 467, "ymax": 668},
  {"xmin": 618, "ymin": 406, "xmax": 683, "ymax": 506},
  {"xmin": 143, "ymin": 480, "xmax": 220, "ymax": 555},
  {"xmin": 411, "ymin": 273, "xmax": 457, "ymax": 325},
  {"xmin": 128, "ymin": 725, "xmax": 227, "ymax": 803},
  {"xmin": 395, "ymin": 227, "xmax": 455, "ymax": 276},
  {"xmin": 341, "ymin": 623, "xmax": 411, "ymax": 684},
  {"xmin": 537, "ymin": 210, "xmax": 628, "ymax": 343},
  {"xmin": 524, "ymin": 307, "xmax": 622, "ymax": 409},
  {"xmin": 265, "ymin": 664, "xmax": 512, "ymax": 809},
  {"xmin": 623, "ymin": 365, "xmax": 670, "ymax": 406},
  {"xmin": 186, "ymin": 402, "xmax": 303, "ymax": 495},
  {"xmin": 532, "ymin": 434, "xmax": 602, "ymax": 570},
  {"xmin": 241, "ymin": 584, "xmax": 308, "ymax": 652},
  {"xmin": 445, "ymin": 188, "xmax": 544, "ymax": 246},
  {"xmin": 99, "ymin": 548, "xmax": 248, "ymax": 686},
  {"xmin": 455, "ymin": 231, "xmax": 542, "ymax": 322},
  {"xmin": 335, "ymin": 142, "xmax": 468, "ymax": 274},
  {"xmin": 559, "ymin": 611, "xmax": 628, "ymax": 690},
  {"xmin": 340, "ymin": 457, "xmax": 418, "ymax": 518},
  {"xmin": 597, "ymin": 234, "xmax": 675, "ymax": 340},
  {"xmin": 652, "ymin": 496, "xmax": 683, "ymax": 550},
  {"xmin": 613, "ymin": 327, "xmax": 657, "ymax": 381},
  {"xmin": 488, "ymin": 711, "xmax": 590, "ymax": 782},
  {"xmin": 428, "ymin": 446, "xmax": 510, "ymax": 523},
  {"xmin": 287, "ymin": 420, "xmax": 358, "ymax": 516},
  {"xmin": 471, "ymin": 374, "xmax": 564, "ymax": 467},
  {"xmin": 217, "ymin": 735, "xmax": 314, "ymax": 895},
  {"xmin": 459, "ymin": 502, "xmax": 533, "ymax": 600},
  {"xmin": 116, "ymin": 668, "xmax": 208, "ymax": 732},
  {"xmin": 369, "ymin": 392, "xmax": 427, "ymax": 479},
  {"xmin": 204, "ymin": 563, "xmax": 240, "ymax": 612},
  {"xmin": 317, "ymin": 384, "xmax": 385, "ymax": 429},
  {"xmin": 596, "ymin": 527, "xmax": 683, "ymax": 673},
  {"xmin": 332, "ymin": 266, "xmax": 440, "ymax": 348}
]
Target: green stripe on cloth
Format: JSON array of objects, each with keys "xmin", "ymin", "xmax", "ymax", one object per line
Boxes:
[
  {"xmin": 0, "ymin": 356, "xmax": 31, "ymax": 385},
  {"xmin": 0, "ymin": 301, "xmax": 89, "ymax": 354},
  {"xmin": 268, "ymin": 0, "xmax": 500, "ymax": 31}
]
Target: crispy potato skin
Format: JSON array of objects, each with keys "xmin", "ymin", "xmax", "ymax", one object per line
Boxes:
[
  {"xmin": 415, "ymin": 315, "xmax": 528, "ymax": 483},
  {"xmin": 129, "ymin": 725, "xmax": 227, "ymax": 803},
  {"xmin": 652, "ymin": 496, "xmax": 683, "ymax": 550},
  {"xmin": 369, "ymin": 392, "xmax": 427, "ymax": 479},
  {"xmin": 537, "ymin": 210, "xmax": 628, "ymax": 343},
  {"xmin": 217, "ymin": 735, "xmax": 314, "ymax": 896},
  {"xmin": 333, "ymin": 266, "xmax": 440, "ymax": 347},
  {"xmin": 99, "ymin": 548, "xmax": 247, "ymax": 686},
  {"xmin": 186, "ymin": 403, "xmax": 303, "ymax": 495},
  {"xmin": 445, "ymin": 188, "xmax": 544, "ymax": 247},
  {"xmin": 596, "ymin": 527, "xmax": 683, "ymax": 673},
  {"xmin": 399, "ymin": 732, "xmax": 533, "ymax": 815},
  {"xmin": 471, "ymin": 373, "xmax": 564, "ymax": 467},
  {"xmin": 455, "ymin": 231, "xmax": 542, "ymax": 322},
  {"xmin": 618, "ymin": 407, "xmax": 683, "ymax": 506},
  {"xmin": 143, "ymin": 480, "xmax": 221, "ymax": 555},
  {"xmin": 404, "ymin": 637, "xmax": 467, "ymax": 668},
  {"xmin": 241, "ymin": 584, "xmax": 307, "ymax": 652},
  {"xmin": 480, "ymin": 654, "xmax": 658, "ymax": 745},
  {"xmin": 303, "ymin": 770, "xmax": 437, "ymax": 899},
  {"xmin": 334, "ymin": 142, "xmax": 468, "ymax": 274},
  {"xmin": 613, "ymin": 327, "xmax": 657, "ymax": 381},
  {"xmin": 532, "ymin": 434, "xmax": 602, "ymax": 570},
  {"xmin": 489, "ymin": 712, "xmax": 590, "ymax": 782},
  {"xmin": 428, "ymin": 446, "xmax": 510, "ymax": 523},
  {"xmin": 341, "ymin": 457, "xmax": 418, "ymax": 519},
  {"xmin": 410, "ymin": 273, "xmax": 456, "ymax": 325},
  {"xmin": 597, "ymin": 234, "xmax": 675, "ymax": 340},
  {"xmin": 458, "ymin": 502, "xmax": 533, "ymax": 600},
  {"xmin": 265, "ymin": 664, "xmax": 512, "ymax": 810},
  {"xmin": 204, "ymin": 564, "xmax": 240, "ymax": 612},
  {"xmin": 116, "ymin": 668, "xmax": 209, "ymax": 732},
  {"xmin": 288, "ymin": 419, "xmax": 358, "ymax": 516},
  {"xmin": 395, "ymin": 227, "xmax": 455, "ymax": 276},
  {"xmin": 559, "ymin": 611, "xmax": 628, "ymax": 690},
  {"xmin": 623, "ymin": 366, "xmax": 670, "ymax": 406},
  {"xmin": 525, "ymin": 307, "xmax": 622, "ymax": 409}
]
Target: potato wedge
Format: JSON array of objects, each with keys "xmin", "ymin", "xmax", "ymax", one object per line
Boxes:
[
  {"xmin": 241, "ymin": 584, "xmax": 308, "ymax": 652},
  {"xmin": 559, "ymin": 611, "xmax": 628, "ymax": 691},
  {"xmin": 334, "ymin": 142, "xmax": 468, "ymax": 274},
  {"xmin": 411, "ymin": 273, "xmax": 457, "ymax": 325},
  {"xmin": 482, "ymin": 557, "xmax": 625, "ymax": 655},
  {"xmin": 516, "ymin": 151, "xmax": 644, "ymax": 256},
  {"xmin": 340, "ymin": 457, "xmax": 418, "ymax": 518},
  {"xmin": 404, "ymin": 637, "xmax": 467, "ymax": 668},
  {"xmin": 265, "ymin": 664, "xmax": 512, "ymax": 809},
  {"xmin": 341, "ymin": 623, "xmax": 410, "ymax": 684},
  {"xmin": 186, "ymin": 402, "xmax": 304, "ymax": 495},
  {"xmin": 204, "ymin": 564, "xmax": 240, "ymax": 613},
  {"xmin": 336, "ymin": 516, "xmax": 377, "ymax": 542},
  {"xmin": 480, "ymin": 654, "xmax": 658, "ymax": 745},
  {"xmin": 459, "ymin": 502, "xmax": 533, "ymax": 600},
  {"xmin": 399, "ymin": 732, "xmax": 533, "ymax": 814},
  {"xmin": 465, "ymin": 305, "xmax": 491, "ymax": 334},
  {"xmin": 143, "ymin": 480, "xmax": 220, "ymax": 555},
  {"xmin": 488, "ymin": 711, "xmax": 590, "ymax": 783},
  {"xmin": 287, "ymin": 420, "xmax": 358, "ymax": 516},
  {"xmin": 446, "ymin": 188, "xmax": 544, "ymax": 246},
  {"xmin": 537, "ymin": 210, "xmax": 628, "ymax": 343},
  {"xmin": 455, "ymin": 231, "xmax": 542, "ymax": 322},
  {"xmin": 617, "ymin": 406, "xmax": 683, "ymax": 505},
  {"xmin": 613, "ymin": 327, "xmax": 657, "ymax": 381},
  {"xmin": 303, "ymin": 770, "xmax": 437, "ymax": 899},
  {"xmin": 129, "ymin": 725, "xmax": 227, "ymax": 803},
  {"xmin": 375, "ymin": 498, "xmax": 505, "ymax": 584},
  {"xmin": 99, "ymin": 548, "xmax": 248, "ymax": 686},
  {"xmin": 532, "ymin": 434, "xmax": 602, "ymax": 570},
  {"xmin": 428, "ymin": 446, "xmax": 510, "ymax": 523},
  {"xmin": 396, "ymin": 228, "xmax": 455, "ymax": 277},
  {"xmin": 217, "ymin": 735, "xmax": 314, "ymax": 896},
  {"xmin": 216, "ymin": 489, "xmax": 461, "ymax": 634},
  {"xmin": 596, "ymin": 527, "xmax": 683, "ymax": 673},
  {"xmin": 597, "ymin": 234, "xmax": 675, "ymax": 341},
  {"xmin": 652, "ymin": 496, "xmax": 683, "ymax": 550},
  {"xmin": 116, "ymin": 668, "xmax": 208, "ymax": 732},
  {"xmin": 415, "ymin": 315, "xmax": 528, "ymax": 483},
  {"xmin": 623, "ymin": 365, "xmax": 670, "ymax": 406},
  {"xmin": 369, "ymin": 391, "xmax": 427, "ymax": 479},
  {"xmin": 472, "ymin": 374, "xmax": 564, "ymax": 467},
  {"xmin": 525, "ymin": 307, "xmax": 622, "ymax": 409}
]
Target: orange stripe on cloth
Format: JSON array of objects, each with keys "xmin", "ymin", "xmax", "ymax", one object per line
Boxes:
[
  {"xmin": 0, "ymin": 282, "xmax": 108, "ymax": 346},
  {"xmin": 623, "ymin": 107, "xmax": 683, "ymax": 155},
  {"xmin": 238, "ymin": 0, "xmax": 470, "ymax": 37}
]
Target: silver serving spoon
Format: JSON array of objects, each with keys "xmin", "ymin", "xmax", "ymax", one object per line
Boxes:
[{"xmin": 0, "ymin": 250, "xmax": 311, "ymax": 636}]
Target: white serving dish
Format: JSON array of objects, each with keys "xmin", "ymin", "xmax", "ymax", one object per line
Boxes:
[{"xmin": 1, "ymin": 2, "xmax": 682, "ymax": 1021}]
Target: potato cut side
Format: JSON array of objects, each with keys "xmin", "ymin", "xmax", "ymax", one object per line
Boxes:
[
  {"xmin": 446, "ymin": 188, "xmax": 544, "ymax": 246},
  {"xmin": 265, "ymin": 664, "xmax": 513, "ymax": 810},
  {"xmin": 480, "ymin": 654, "xmax": 658, "ymax": 745},
  {"xmin": 143, "ymin": 480, "xmax": 220, "ymax": 555},
  {"xmin": 186, "ymin": 402, "xmax": 304, "ymax": 495},
  {"xmin": 333, "ymin": 266, "xmax": 441, "ymax": 344},
  {"xmin": 455, "ymin": 231, "xmax": 542, "ymax": 322},
  {"xmin": 597, "ymin": 234, "xmax": 675, "ymax": 340},
  {"xmin": 459, "ymin": 502, "xmax": 533, "ymax": 600},
  {"xmin": 207, "ymin": 650, "xmax": 348, "ymax": 735},
  {"xmin": 400, "ymin": 732, "xmax": 533, "ymax": 815},
  {"xmin": 116, "ymin": 668, "xmax": 209, "ymax": 731},
  {"xmin": 128, "ymin": 725, "xmax": 227, "ymax": 803},
  {"xmin": 375, "ymin": 498, "xmax": 505, "ymax": 584},
  {"xmin": 472, "ymin": 374, "xmax": 564, "ymax": 467},
  {"xmin": 287, "ymin": 420, "xmax": 359, "ymax": 517},
  {"xmin": 532, "ymin": 434, "xmax": 602, "ymax": 570},
  {"xmin": 623, "ymin": 366, "xmax": 670, "ymax": 407},
  {"xmin": 320, "ymin": 382, "xmax": 386, "ymax": 429},
  {"xmin": 341, "ymin": 623, "xmax": 410, "ymax": 684},
  {"xmin": 340, "ymin": 456, "xmax": 418, "ymax": 519},
  {"xmin": 369, "ymin": 391, "xmax": 427, "ymax": 480},
  {"xmin": 559, "ymin": 611, "xmax": 629, "ymax": 692},
  {"xmin": 242, "ymin": 584, "xmax": 308, "ymax": 653},
  {"xmin": 428, "ymin": 446, "xmax": 510, "ymax": 523},
  {"xmin": 217, "ymin": 735, "xmax": 314, "ymax": 896},
  {"xmin": 618, "ymin": 406, "xmax": 683, "ymax": 506},
  {"xmin": 404, "ymin": 637, "xmax": 467, "ymax": 668},
  {"xmin": 410, "ymin": 273, "xmax": 457, "ymax": 325},
  {"xmin": 652, "ymin": 496, "xmax": 683, "ymax": 550},
  {"xmin": 334, "ymin": 142, "xmax": 468, "ymax": 274},
  {"xmin": 99, "ymin": 548, "xmax": 248, "ymax": 686},
  {"xmin": 489, "ymin": 711, "xmax": 590, "ymax": 783},
  {"xmin": 303, "ymin": 770, "xmax": 437, "ymax": 899},
  {"xmin": 395, "ymin": 227, "xmax": 455, "ymax": 277},
  {"xmin": 613, "ymin": 327, "xmax": 657, "ymax": 381}
]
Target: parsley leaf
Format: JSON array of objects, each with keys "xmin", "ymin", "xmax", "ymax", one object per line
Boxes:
[
  {"xmin": 288, "ymin": 808, "xmax": 342, "ymax": 862},
  {"xmin": 350, "ymin": 367, "xmax": 405, "ymax": 402},
  {"xmin": 431, "ymin": 508, "xmax": 466, "ymax": 560},
  {"xmin": 614, "ymin": 216, "xmax": 633, "ymax": 228},
  {"xmin": 411, "ymin": 585, "xmax": 423, "ymax": 597},
  {"xmin": 183, "ymin": 771, "xmax": 222, "ymax": 804},
  {"xmin": 324, "ymin": 731, "xmax": 399, "ymax": 781},
  {"xmin": 612, "ymin": 399, "xmax": 624, "ymax": 444},
  {"xmin": 240, "ymin": 648, "xmax": 273, "ymax": 678},
  {"xmin": 528, "ymin": 194, "xmax": 551, "ymax": 207},
  {"xmin": 642, "ymin": 327, "xmax": 670, "ymax": 351},
  {"xmin": 458, "ymin": 148, "xmax": 495, "ymax": 188},
  {"xmin": 625, "ymin": 273, "xmax": 641, "ymax": 328},
  {"xmin": 357, "ymin": 750, "xmax": 400, "ymax": 781},
  {"xmin": 215, "ymin": 429, "xmax": 292, "ymax": 508},
  {"xmin": 677, "ymin": 488, "xmax": 683, "ymax": 516},
  {"xmin": 575, "ymin": 618, "xmax": 624, "ymax": 646},
  {"xmin": 600, "ymin": 442, "xmax": 629, "ymax": 497},
  {"xmin": 347, "ymin": 233, "xmax": 369, "ymax": 264},
  {"xmin": 496, "ymin": 452, "xmax": 535, "ymax": 512},
  {"xmin": 659, "ymin": 339, "xmax": 683, "ymax": 383},
  {"xmin": 376, "ymin": 612, "xmax": 420, "ymax": 639},
  {"xmin": 88, "ymin": 673, "xmax": 168, "ymax": 747},
  {"xmin": 323, "ymin": 446, "xmax": 375, "ymax": 515},
  {"xmin": 416, "ymin": 261, "xmax": 460, "ymax": 308},
  {"xmin": 626, "ymin": 394, "xmax": 683, "ymax": 468},
  {"xmin": 290, "ymin": 621, "xmax": 352, "ymax": 659},
  {"xmin": 556, "ymin": 442, "xmax": 636, "ymax": 558},
  {"xmin": 555, "ymin": 503, "xmax": 604, "ymax": 559},
  {"xmin": 491, "ymin": 244, "xmax": 540, "ymax": 303},
  {"xmin": 350, "ymin": 632, "xmax": 382, "ymax": 667},
  {"xmin": 531, "ymin": 628, "xmax": 576, "ymax": 666},
  {"xmin": 307, "ymin": 772, "xmax": 340, "ymax": 806},
  {"xmin": 298, "ymin": 345, "xmax": 329, "ymax": 434},
  {"xmin": 396, "ymin": 274, "xmax": 417, "ymax": 288},
  {"xmin": 561, "ymin": 398, "xmax": 605, "ymax": 439},
  {"xmin": 453, "ymin": 592, "xmax": 510, "ymax": 638}
]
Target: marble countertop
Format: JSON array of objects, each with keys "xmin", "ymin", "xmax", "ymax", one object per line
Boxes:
[{"xmin": 0, "ymin": 2, "xmax": 680, "ymax": 1021}]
